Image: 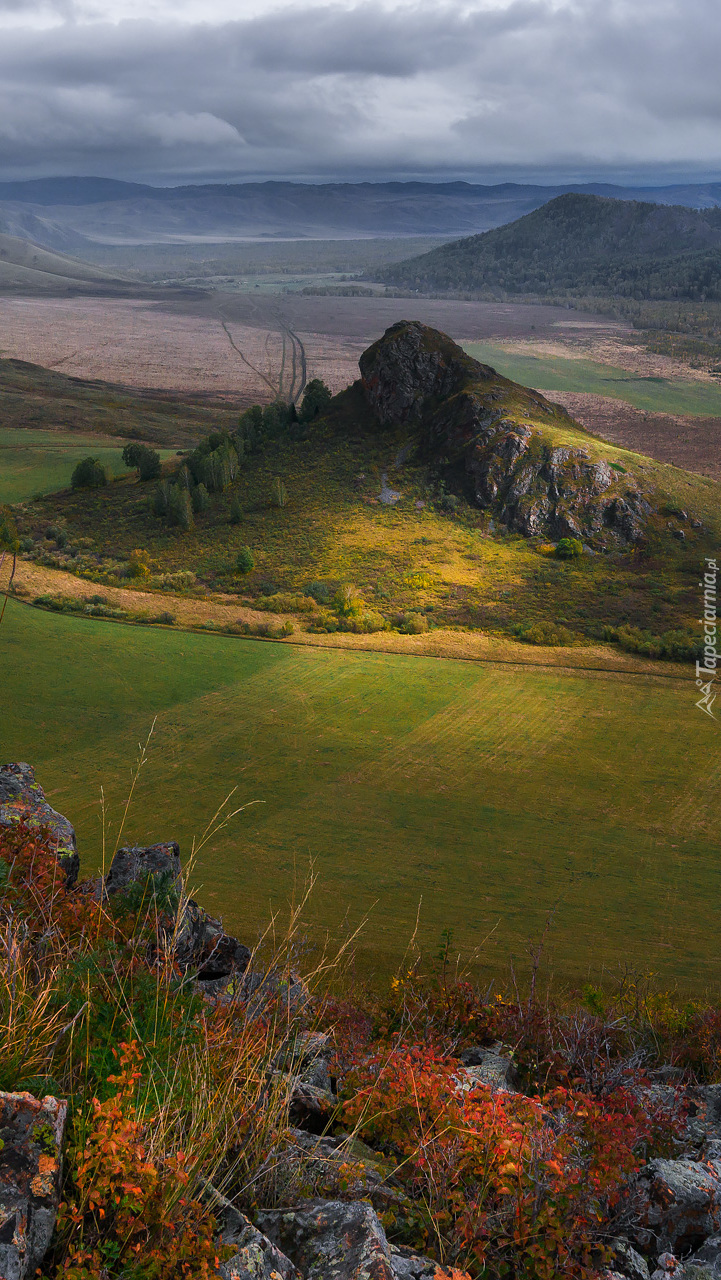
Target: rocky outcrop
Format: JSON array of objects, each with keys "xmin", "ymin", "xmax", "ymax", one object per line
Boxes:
[
  {"xmin": 359, "ymin": 321, "xmax": 657, "ymax": 546},
  {"xmin": 102, "ymin": 841, "xmax": 252, "ymax": 990},
  {"xmin": 0, "ymin": 1091, "xmax": 67, "ymax": 1280},
  {"xmin": 0, "ymin": 763, "xmax": 78, "ymax": 884},
  {"xmin": 630, "ymin": 1157, "xmax": 721, "ymax": 1254},
  {"xmin": 218, "ymin": 1205, "xmax": 299, "ymax": 1280}
]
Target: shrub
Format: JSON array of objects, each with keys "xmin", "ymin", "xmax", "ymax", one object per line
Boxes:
[
  {"xmin": 271, "ymin": 477, "xmax": 288, "ymax": 508},
  {"xmin": 229, "ymin": 493, "xmax": 243, "ymax": 524},
  {"xmin": 305, "ymin": 580, "xmax": 334, "ymax": 604},
  {"xmin": 513, "ymin": 621, "xmax": 575, "ymax": 646},
  {"xmin": 0, "ymin": 506, "xmax": 19, "ymax": 552},
  {"xmin": 71, "ymin": 457, "xmax": 110, "ymax": 489},
  {"xmin": 168, "ymin": 484, "xmax": 194, "ymax": 532},
  {"xmin": 340, "ymin": 608, "xmax": 387, "ymax": 634},
  {"xmin": 126, "ymin": 549, "xmax": 151, "ymax": 579},
  {"xmin": 153, "ymin": 481, "xmax": 171, "ymax": 517},
  {"xmin": 122, "ymin": 442, "xmax": 162, "ymax": 482},
  {"xmin": 256, "ymin": 592, "xmax": 315, "ymax": 613},
  {"xmin": 236, "ymin": 546, "xmax": 255, "ymax": 574},
  {"xmin": 396, "ymin": 611, "xmax": 429, "ymax": 635},
  {"xmin": 332, "ymin": 585, "xmax": 363, "ymax": 618},
  {"xmin": 192, "ymin": 482, "xmax": 211, "ymax": 514},
  {"xmin": 18, "ymin": 535, "xmax": 35, "ymax": 553},
  {"xmin": 555, "ymin": 537, "xmax": 583, "ymax": 559},
  {"xmin": 298, "ymin": 378, "xmax": 332, "ymax": 422}
]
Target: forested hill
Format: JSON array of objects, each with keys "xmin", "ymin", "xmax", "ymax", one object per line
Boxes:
[{"xmin": 375, "ymin": 193, "xmax": 721, "ymax": 300}]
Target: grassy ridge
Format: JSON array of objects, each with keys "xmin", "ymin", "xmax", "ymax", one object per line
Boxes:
[
  {"xmin": 0, "ymin": 427, "xmax": 179, "ymax": 503},
  {"xmin": 463, "ymin": 343, "xmax": 721, "ymax": 417},
  {"xmin": 2, "ymin": 597, "xmax": 718, "ymax": 992}
]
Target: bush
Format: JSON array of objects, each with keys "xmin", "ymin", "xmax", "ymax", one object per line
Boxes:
[
  {"xmin": 236, "ymin": 546, "xmax": 255, "ymax": 574},
  {"xmin": 168, "ymin": 484, "xmax": 194, "ymax": 532},
  {"xmin": 513, "ymin": 621, "xmax": 575, "ymax": 646},
  {"xmin": 71, "ymin": 457, "xmax": 110, "ymax": 489},
  {"xmin": 126, "ymin": 549, "xmax": 150, "ymax": 579},
  {"xmin": 122, "ymin": 442, "xmax": 162, "ymax": 482},
  {"xmin": 601, "ymin": 624, "xmax": 702, "ymax": 662},
  {"xmin": 271, "ymin": 477, "xmax": 288, "ymax": 508},
  {"xmin": 339, "ymin": 608, "xmax": 388, "ymax": 634},
  {"xmin": 304, "ymin": 580, "xmax": 334, "ymax": 604},
  {"xmin": 229, "ymin": 493, "xmax": 243, "ymax": 524},
  {"xmin": 395, "ymin": 611, "xmax": 429, "ymax": 635},
  {"xmin": 556, "ymin": 537, "xmax": 583, "ymax": 559},
  {"xmin": 153, "ymin": 481, "xmax": 171, "ymax": 517},
  {"xmin": 0, "ymin": 506, "xmax": 19, "ymax": 552},
  {"xmin": 298, "ymin": 378, "xmax": 332, "ymax": 423},
  {"xmin": 192, "ymin": 482, "xmax": 211, "ymax": 514},
  {"xmin": 256, "ymin": 592, "xmax": 315, "ymax": 613}
]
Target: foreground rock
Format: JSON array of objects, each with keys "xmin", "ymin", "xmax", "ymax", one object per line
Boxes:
[
  {"xmin": 631, "ymin": 1156, "xmax": 721, "ymax": 1254},
  {"xmin": 103, "ymin": 841, "xmax": 252, "ymax": 990},
  {"xmin": 257, "ymin": 1199, "xmax": 459, "ymax": 1280},
  {"xmin": 0, "ymin": 763, "xmax": 78, "ymax": 884},
  {"xmin": 218, "ymin": 1205, "xmax": 299, "ymax": 1280},
  {"xmin": 359, "ymin": 321, "xmax": 660, "ymax": 546},
  {"xmin": 0, "ymin": 1091, "xmax": 68, "ymax": 1280}
]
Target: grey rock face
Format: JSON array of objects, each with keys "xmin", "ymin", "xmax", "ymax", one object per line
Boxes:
[
  {"xmin": 0, "ymin": 763, "xmax": 79, "ymax": 884},
  {"xmin": 359, "ymin": 321, "xmax": 661, "ymax": 546},
  {"xmin": 217, "ymin": 1205, "xmax": 299, "ymax": 1280},
  {"xmin": 359, "ymin": 320, "xmax": 492, "ymax": 427},
  {"xmin": 104, "ymin": 841, "xmax": 183, "ymax": 897},
  {"xmin": 610, "ymin": 1237, "xmax": 652, "ymax": 1280},
  {"xmin": 631, "ymin": 1157, "xmax": 721, "ymax": 1254},
  {"xmin": 175, "ymin": 898, "xmax": 252, "ymax": 986},
  {"xmin": 0, "ymin": 1091, "xmax": 68, "ymax": 1280},
  {"xmin": 256, "ymin": 1199, "xmax": 395, "ymax": 1280},
  {"xmin": 456, "ymin": 1047, "xmax": 517, "ymax": 1093},
  {"xmin": 685, "ymin": 1234, "xmax": 721, "ymax": 1278},
  {"xmin": 284, "ymin": 1129, "xmax": 406, "ymax": 1211}
]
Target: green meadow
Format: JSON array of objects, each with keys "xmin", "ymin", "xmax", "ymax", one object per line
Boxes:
[
  {"xmin": 0, "ymin": 428, "xmax": 177, "ymax": 504},
  {"xmin": 463, "ymin": 342, "xmax": 721, "ymax": 417},
  {"xmin": 2, "ymin": 598, "xmax": 718, "ymax": 993}
]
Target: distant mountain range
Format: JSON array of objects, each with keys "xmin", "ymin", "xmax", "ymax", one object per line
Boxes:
[
  {"xmin": 1, "ymin": 177, "xmax": 721, "ymax": 250},
  {"xmin": 375, "ymin": 193, "xmax": 721, "ymax": 301}
]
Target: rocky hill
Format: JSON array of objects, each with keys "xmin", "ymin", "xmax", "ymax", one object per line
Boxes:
[
  {"xmin": 358, "ymin": 321, "xmax": 682, "ymax": 546},
  {"xmin": 375, "ymin": 194, "xmax": 721, "ymax": 300}
]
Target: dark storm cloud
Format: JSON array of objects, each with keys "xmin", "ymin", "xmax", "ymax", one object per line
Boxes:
[{"xmin": 0, "ymin": 0, "xmax": 718, "ymax": 181}]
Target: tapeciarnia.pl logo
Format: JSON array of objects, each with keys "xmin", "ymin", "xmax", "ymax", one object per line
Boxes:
[{"xmin": 696, "ymin": 557, "xmax": 718, "ymax": 719}]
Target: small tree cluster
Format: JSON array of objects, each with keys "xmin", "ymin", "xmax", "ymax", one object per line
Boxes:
[
  {"xmin": 122, "ymin": 442, "xmax": 162, "ymax": 482},
  {"xmin": 71, "ymin": 457, "xmax": 110, "ymax": 489},
  {"xmin": 298, "ymin": 378, "xmax": 332, "ymax": 422}
]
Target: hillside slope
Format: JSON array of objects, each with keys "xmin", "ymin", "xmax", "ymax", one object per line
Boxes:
[{"xmin": 376, "ymin": 194, "xmax": 721, "ymax": 300}]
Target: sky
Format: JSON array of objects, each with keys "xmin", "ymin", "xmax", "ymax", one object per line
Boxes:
[{"xmin": 0, "ymin": 0, "xmax": 718, "ymax": 185}]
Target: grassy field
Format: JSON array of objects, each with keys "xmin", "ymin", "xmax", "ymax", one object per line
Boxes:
[
  {"xmin": 464, "ymin": 342, "xmax": 721, "ymax": 417},
  {"xmin": 2, "ymin": 596, "xmax": 718, "ymax": 993},
  {"xmin": 0, "ymin": 427, "xmax": 180, "ymax": 504}
]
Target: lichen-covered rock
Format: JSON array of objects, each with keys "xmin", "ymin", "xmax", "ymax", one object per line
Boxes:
[
  {"xmin": 175, "ymin": 898, "xmax": 251, "ymax": 986},
  {"xmin": 104, "ymin": 841, "xmax": 183, "ymax": 897},
  {"xmin": 457, "ymin": 1046, "xmax": 517, "ymax": 1093},
  {"xmin": 687, "ymin": 1086, "xmax": 721, "ymax": 1151},
  {"xmin": 0, "ymin": 763, "xmax": 78, "ymax": 884},
  {"xmin": 217, "ymin": 1205, "xmax": 299, "ymax": 1280},
  {"xmin": 359, "ymin": 321, "xmax": 661, "ymax": 547},
  {"xmin": 256, "ymin": 1199, "xmax": 395, "ymax": 1280},
  {"xmin": 610, "ymin": 1237, "xmax": 652, "ymax": 1280},
  {"xmin": 684, "ymin": 1234, "xmax": 721, "ymax": 1278},
  {"xmin": 0, "ymin": 1091, "xmax": 68, "ymax": 1280},
  {"xmin": 630, "ymin": 1157, "xmax": 721, "ymax": 1254},
  {"xmin": 284, "ymin": 1129, "xmax": 407, "ymax": 1210}
]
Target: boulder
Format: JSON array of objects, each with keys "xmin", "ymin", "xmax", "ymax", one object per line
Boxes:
[
  {"xmin": 687, "ymin": 1086, "xmax": 721, "ymax": 1151},
  {"xmin": 284, "ymin": 1129, "xmax": 407, "ymax": 1210},
  {"xmin": 610, "ymin": 1237, "xmax": 652, "ymax": 1280},
  {"xmin": 631, "ymin": 1157, "xmax": 721, "ymax": 1254},
  {"xmin": 0, "ymin": 763, "xmax": 79, "ymax": 885},
  {"xmin": 104, "ymin": 841, "xmax": 182, "ymax": 898},
  {"xmin": 684, "ymin": 1234, "xmax": 721, "ymax": 1278},
  {"xmin": 256, "ymin": 1199, "xmax": 395, "ymax": 1280},
  {"xmin": 0, "ymin": 1091, "xmax": 68, "ymax": 1280},
  {"xmin": 457, "ymin": 1045, "xmax": 517, "ymax": 1093},
  {"xmin": 217, "ymin": 1205, "xmax": 299, "ymax": 1280},
  {"xmin": 175, "ymin": 899, "xmax": 251, "ymax": 987}
]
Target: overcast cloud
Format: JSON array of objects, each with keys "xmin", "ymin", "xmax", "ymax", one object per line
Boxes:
[{"xmin": 0, "ymin": 0, "xmax": 718, "ymax": 183}]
